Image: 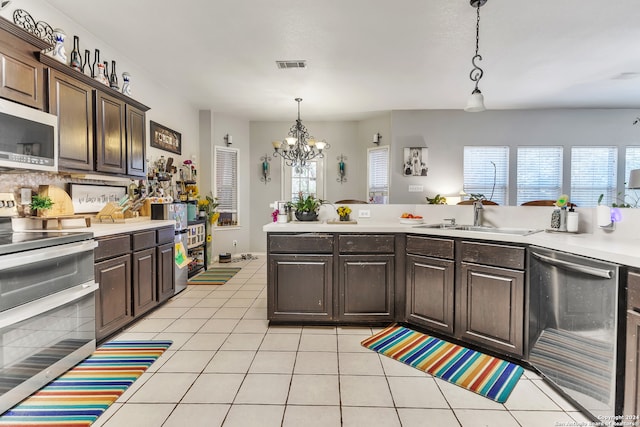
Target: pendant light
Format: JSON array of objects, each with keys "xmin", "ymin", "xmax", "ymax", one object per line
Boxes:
[{"xmin": 464, "ymin": 0, "xmax": 488, "ymax": 112}]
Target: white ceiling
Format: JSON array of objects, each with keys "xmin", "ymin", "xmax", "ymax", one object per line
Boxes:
[{"xmin": 44, "ymin": 0, "xmax": 640, "ymax": 121}]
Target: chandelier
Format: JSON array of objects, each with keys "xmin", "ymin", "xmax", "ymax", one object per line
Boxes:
[
  {"xmin": 464, "ymin": 0, "xmax": 488, "ymax": 112},
  {"xmin": 271, "ymin": 98, "xmax": 329, "ymax": 171}
]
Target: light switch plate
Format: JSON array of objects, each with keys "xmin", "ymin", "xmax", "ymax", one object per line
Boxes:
[
  {"xmin": 408, "ymin": 185, "xmax": 424, "ymax": 192},
  {"xmin": 358, "ymin": 209, "xmax": 371, "ymax": 218}
]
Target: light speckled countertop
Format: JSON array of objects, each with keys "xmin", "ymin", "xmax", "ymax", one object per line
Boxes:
[{"xmin": 12, "ymin": 217, "xmax": 176, "ymax": 238}]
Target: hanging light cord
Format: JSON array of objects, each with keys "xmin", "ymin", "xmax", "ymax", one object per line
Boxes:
[{"xmin": 469, "ymin": 3, "xmax": 484, "ymax": 91}]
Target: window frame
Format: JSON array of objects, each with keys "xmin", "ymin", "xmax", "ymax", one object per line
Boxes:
[
  {"xmin": 367, "ymin": 145, "xmax": 390, "ymax": 204},
  {"xmin": 213, "ymin": 146, "xmax": 239, "ymax": 225}
]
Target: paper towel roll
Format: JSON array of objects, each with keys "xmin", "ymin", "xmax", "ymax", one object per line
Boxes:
[{"xmin": 596, "ymin": 205, "xmax": 612, "ymax": 227}]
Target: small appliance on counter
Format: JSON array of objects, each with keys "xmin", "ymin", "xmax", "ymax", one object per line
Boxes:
[{"xmin": 151, "ymin": 202, "xmax": 188, "ymax": 294}]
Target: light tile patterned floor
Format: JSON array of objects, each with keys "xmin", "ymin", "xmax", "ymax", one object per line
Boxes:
[{"xmin": 95, "ymin": 256, "xmax": 593, "ymax": 427}]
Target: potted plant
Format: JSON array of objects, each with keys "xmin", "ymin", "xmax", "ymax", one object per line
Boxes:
[
  {"xmin": 337, "ymin": 205, "xmax": 352, "ymax": 221},
  {"xmin": 30, "ymin": 194, "xmax": 54, "ymax": 216},
  {"xmin": 293, "ymin": 193, "xmax": 322, "ymax": 221},
  {"xmin": 426, "ymin": 194, "xmax": 447, "ymax": 205}
]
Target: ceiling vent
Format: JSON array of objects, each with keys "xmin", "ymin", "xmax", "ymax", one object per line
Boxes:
[{"xmin": 276, "ymin": 60, "xmax": 307, "ymax": 69}]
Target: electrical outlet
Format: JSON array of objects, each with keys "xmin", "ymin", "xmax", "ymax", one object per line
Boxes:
[
  {"xmin": 358, "ymin": 209, "xmax": 371, "ymax": 218},
  {"xmin": 232, "ymin": 240, "xmax": 238, "ymax": 247},
  {"xmin": 20, "ymin": 188, "xmax": 32, "ymax": 205},
  {"xmin": 408, "ymin": 185, "xmax": 424, "ymax": 192}
]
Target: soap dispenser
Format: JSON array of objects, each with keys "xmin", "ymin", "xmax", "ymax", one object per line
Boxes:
[{"xmin": 567, "ymin": 206, "xmax": 579, "ymax": 233}]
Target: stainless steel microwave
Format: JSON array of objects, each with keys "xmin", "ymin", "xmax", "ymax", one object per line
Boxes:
[{"xmin": 0, "ymin": 98, "xmax": 58, "ymax": 172}]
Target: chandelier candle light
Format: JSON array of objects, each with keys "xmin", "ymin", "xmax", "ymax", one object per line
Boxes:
[
  {"xmin": 464, "ymin": 0, "xmax": 488, "ymax": 112},
  {"xmin": 272, "ymin": 98, "xmax": 329, "ymax": 172}
]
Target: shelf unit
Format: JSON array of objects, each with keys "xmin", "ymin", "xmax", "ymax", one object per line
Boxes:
[{"xmin": 187, "ymin": 219, "xmax": 206, "ymax": 278}]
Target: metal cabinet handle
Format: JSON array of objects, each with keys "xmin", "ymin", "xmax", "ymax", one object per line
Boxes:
[{"xmin": 531, "ymin": 251, "xmax": 613, "ymax": 279}]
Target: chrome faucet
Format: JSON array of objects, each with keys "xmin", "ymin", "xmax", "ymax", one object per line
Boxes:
[{"xmin": 473, "ymin": 201, "xmax": 484, "ymax": 226}]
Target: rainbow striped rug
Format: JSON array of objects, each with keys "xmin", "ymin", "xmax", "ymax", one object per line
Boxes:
[
  {"xmin": 361, "ymin": 325, "xmax": 523, "ymax": 403},
  {"xmin": 188, "ymin": 267, "xmax": 241, "ymax": 285},
  {"xmin": 0, "ymin": 340, "xmax": 172, "ymax": 426}
]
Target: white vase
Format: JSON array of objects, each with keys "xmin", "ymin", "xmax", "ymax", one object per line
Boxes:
[
  {"xmin": 121, "ymin": 72, "xmax": 131, "ymax": 96},
  {"xmin": 51, "ymin": 28, "xmax": 67, "ymax": 64}
]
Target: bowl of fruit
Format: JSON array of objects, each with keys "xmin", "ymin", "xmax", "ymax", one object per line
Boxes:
[{"xmin": 399, "ymin": 213, "xmax": 424, "ymax": 224}]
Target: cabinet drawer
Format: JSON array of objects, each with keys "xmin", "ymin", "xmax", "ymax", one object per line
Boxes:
[
  {"xmin": 269, "ymin": 234, "xmax": 333, "ymax": 253},
  {"xmin": 629, "ymin": 271, "xmax": 640, "ymax": 311},
  {"xmin": 460, "ymin": 241, "xmax": 525, "ymax": 270},
  {"xmin": 95, "ymin": 235, "xmax": 130, "ymax": 261},
  {"xmin": 338, "ymin": 235, "xmax": 394, "ymax": 254},
  {"xmin": 132, "ymin": 230, "xmax": 156, "ymax": 251},
  {"xmin": 157, "ymin": 226, "xmax": 174, "ymax": 244},
  {"xmin": 406, "ymin": 235, "xmax": 454, "ymax": 259}
]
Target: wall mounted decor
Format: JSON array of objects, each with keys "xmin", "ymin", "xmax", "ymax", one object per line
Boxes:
[
  {"xmin": 260, "ymin": 154, "xmax": 271, "ymax": 183},
  {"xmin": 403, "ymin": 147, "xmax": 428, "ymax": 176},
  {"xmin": 12, "ymin": 9, "xmax": 54, "ymax": 50},
  {"xmin": 150, "ymin": 121, "xmax": 182, "ymax": 155},
  {"xmin": 337, "ymin": 154, "xmax": 347, "ymax": 183}
]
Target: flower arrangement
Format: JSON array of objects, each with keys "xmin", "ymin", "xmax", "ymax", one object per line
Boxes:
[
  {"xmin": 197, "ymin": 193, "xmax": 219, "ymax": 224},
  {"xmin": 337, "ymin": 205, "xmax": 352, "ymax": 220},
  {"xmin": 30, "ymin": 194, "xmax": 54, "ymax": 213},
  {"xmin": 271, "ymin": 209, "xmax": 279, "ymax": 222}
]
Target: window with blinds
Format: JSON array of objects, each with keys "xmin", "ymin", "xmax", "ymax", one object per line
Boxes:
[
  {"xmin": 516, "ymin": 146, "xmax": 563, "ymax": 205},
  {"xmin": 625, "ymin": 146, "xmax": 640, "ymax": 185},
  {"xmin": 290, "ymin": 161, "xmax": 318, "ymax": 201},
  {"xmin": 570, "ymin": 146, "xmax": 617, "ymax": 207},
  {"xmin": 214, "ymin": 146, "xmax": 238, "ymax": 223},
  {"xmin": 463, "ymin": 146, "xmax": 509, "ymax": 205},
  {"xmin": 368, "ymin": 146, "xmax": 389, "ymax": 204}
]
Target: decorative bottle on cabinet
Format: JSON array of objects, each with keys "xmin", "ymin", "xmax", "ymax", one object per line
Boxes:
[
  {"xmin": 91, "ymin": 49, "xmax": 100, "ymax": 78},
  {"xmin": 82, "ymin": 49, "xmax": 91, "ymax": 76},
  {"xmin": 109, "ymin": 60, "xmax": 119, "ymax": 90},
  {"xmin": 70, "ymin": 36, "xmax": 81, "ymax": 71},
  {"xmin": 94, "ymin": 63, "xmax": 108, "ymax": 85},
  {"xmin": 51, "ymin": 28, "xmax": 67, "ymax": 63}
]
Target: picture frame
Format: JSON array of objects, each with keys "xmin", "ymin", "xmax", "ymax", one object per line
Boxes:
[
  {"xmin": 69, "ymin": 184, "xmax": 127, "ymax": 213},
  {"xmin": 403, "ymin": 147, "xmax": 429, "ymax": 176},
  {"xmin": 150, "ymin": 121, "xmax": 182, "ymax": 155}
]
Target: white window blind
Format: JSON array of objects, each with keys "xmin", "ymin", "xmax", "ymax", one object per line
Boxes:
[
  {"xmin": 463, "ymin": 146, "xmax": 509, "ymax": 205},
  {"xmin": 214, "ymin": 146, "xmax": 238, "ymax": 213},
  {"xmin": 368, "ymin": 146, "xmax": 389, "ymax": 204},
  {"xmin": 516, "ymin": 146, "xmax": 563, "ymax": 205},
  {"xmin": 570, "ymin": 146, "xmax": 617, "ymax": 207}
]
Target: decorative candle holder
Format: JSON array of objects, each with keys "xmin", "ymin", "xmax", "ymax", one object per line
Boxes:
[
  {"xmin": 337, "ymin": 154, "xmax": 347, "ymax": 183},
  {"xmin": 260, "ymin": 154, "xmax": 271, "ymax": 183}
]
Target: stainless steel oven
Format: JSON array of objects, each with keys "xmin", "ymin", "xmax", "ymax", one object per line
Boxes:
[{"xmin": 0, "ymin": 220, "xmax": 96, "ymax": 414}]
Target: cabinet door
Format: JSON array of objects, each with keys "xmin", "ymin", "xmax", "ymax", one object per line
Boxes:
[
  {"xmin": 132, "ymin": 247, "xmax": 157, "ymax": 316},
  {"xmin": 95, "ymin": 91, "xmax": 126, "ymax": 174},
  {"xmin": 95, "ymin": 254, "xmax": 132, "ymax": 341},
  {"xmin": 338, "ymin": 254, "xmax": 394, "ymax": 322},
  {"xmin": 157, "ymin": 242, "xmax": 175, "ymax": 302},
  {"xmin": 625, "ymin": 271, "xmax": 640, "ymax": 416},
  {"xmin": 126, "ymin": 104, "xmax": 146, "ymax": 177},
  {"xmin": 458, "ymin": 262, "xmax": 524, "ymax": 356},
  {"xmin": 268, "ymin": 254, "xmax": 333, "ymax": 322},
  {"xmin": 406, "ymin": 254, "xmax": 454, "ymax": 334},
  {"xmin": 0, "ymin": 49, "xmax": 44, "ymax": 109},
  {"xmin": 49, "ymin": 70, "xmax": 94, "ymax": 171}
]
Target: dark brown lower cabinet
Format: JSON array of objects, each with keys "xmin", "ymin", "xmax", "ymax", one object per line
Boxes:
[
  {"xmin": 406, "ymin": 254, "xmax": 455, "ymax": 334},
  {"xmin": 458, "ymin": 262, "xmax": 524, "ymax": 356},
  {"xmin": 132, "ymin": 247, "xmax": 157, "ymax": 317},
  {"xmin": 338, "ymin": 254, "xmax": 394, "ymax": 322},
  {"xmin": 157, "ymin": 242, "xmax": 175, "ymax": 302},
  {"xmin": 95, "ymin": 254, "xmax": 132, "ymax": 340},
  {"xmin": 268, "ymin": 254, "xmax": 333, "ymax": 322}
]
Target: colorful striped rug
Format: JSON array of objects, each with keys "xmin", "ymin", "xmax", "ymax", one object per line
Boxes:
[
  {"xmin": 0, "ymin": 340, "xmax": 172, "ymax": 426},
  {"xmin": 361, "ymin": 325, "xmax": 523, "ymax": 403},
  {"xmin": 188, "ymin": 267, "xmax": 241, "ymax": 285}
]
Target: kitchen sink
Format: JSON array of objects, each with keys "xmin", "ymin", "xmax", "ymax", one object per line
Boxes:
[{"xmin": 416, "ymin": 224, "xmax": 542, "ymax": 236}]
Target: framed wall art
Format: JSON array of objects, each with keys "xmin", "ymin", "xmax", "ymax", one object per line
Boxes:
[
  {"xmin": 403, "ymin": 147, "xmax": 429, "ymax": 176},
  {"xmin": 69, "ymin": 184, "xmax": 127, "ymax": 213},
  {"xmin": 150, "ymin": 121, "xmax": 182, "ymax": 155}
]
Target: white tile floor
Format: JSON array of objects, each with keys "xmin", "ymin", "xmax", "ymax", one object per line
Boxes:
[{"xmin": 94, "ymin": 256, "xmax": 595, "ymax": 427}]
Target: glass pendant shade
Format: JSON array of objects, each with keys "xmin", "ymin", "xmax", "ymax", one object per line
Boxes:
[{"xmin": 464, "ymin": 89, "xmax": 486, "ymax": 112}]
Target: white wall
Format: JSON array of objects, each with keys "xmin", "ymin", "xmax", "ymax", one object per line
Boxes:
[{"xmin": 390, "ymin": 109, "xmax": 640, "ymax": 204}]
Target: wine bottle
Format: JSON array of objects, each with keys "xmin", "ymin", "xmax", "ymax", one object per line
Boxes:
[
  {"xmin": 82, "ymin": 49, "xmax": 90, "ymax": 76},
  {"xmin": 70, "ymin": 36, "xmax": 81, "ymax": 71},
  {"xmin": 103, "ymin": 61, "xmax": 109, "ymax": 85},
  {"xmin": 91, "ymin": 48, "xmax": 100, "ymax": 78},
  {"xmin": 109, "ymin": 60, "xmax": 119, "ymax": 89}
]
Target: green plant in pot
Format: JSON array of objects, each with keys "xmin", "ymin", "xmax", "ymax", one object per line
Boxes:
[
  {"xmin": 30, "ymin": 194, "xmax": 54, "ymax": 216},
  {"xmin": 293, "ymin": 192, "xmax": 322, "ymax": 221}
]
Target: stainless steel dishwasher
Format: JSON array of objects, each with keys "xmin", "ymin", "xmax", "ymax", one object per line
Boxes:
[{"xmin": 528, "ymin": 246, "xmax": 622, "ymax": 419}]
